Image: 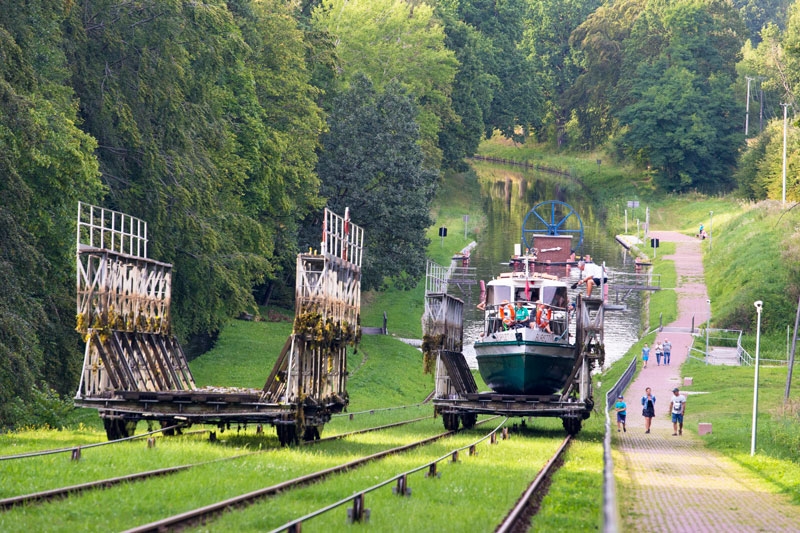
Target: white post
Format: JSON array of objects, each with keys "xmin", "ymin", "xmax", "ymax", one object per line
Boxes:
[
  {"xmin": 751, "ymin": 301, "xmax": 763, "ymax": 456},
  {"xmin": 745, "ymin": 76, "xmax": 753, "ymax": 136},
  {"xmin": 782, "ymin": 103, "xmax": 789, "ymax": 206},
  {"xmin": 706, "ymin": 299, "xmax": 711, "ymax": 360},
  {"xmin": 709, "ymin": 211, "xmax": 713, "ymax": 252}
]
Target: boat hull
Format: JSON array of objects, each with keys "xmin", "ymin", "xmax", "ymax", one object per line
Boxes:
[{"xmin": 475, "ymin": 335, "xmax": 576, "ymax": 395}]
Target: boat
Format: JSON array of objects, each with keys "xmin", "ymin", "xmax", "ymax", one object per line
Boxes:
[{"xmin": 473, "ymin": 247, "xmax": 577, "ymax": 395}]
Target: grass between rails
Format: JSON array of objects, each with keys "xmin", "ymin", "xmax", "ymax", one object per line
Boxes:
[{"xmin": 196, "ymin": 419, "xmax": 571, "ymax": 533}]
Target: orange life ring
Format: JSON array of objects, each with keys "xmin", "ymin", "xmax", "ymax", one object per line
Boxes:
[
  {"xmin": 536, "ymin": 306, "xmax": 552, "ymax": 328},
  {"xmin": 498, "ymin": 303, "xmax": 515, "ymax": 326}
]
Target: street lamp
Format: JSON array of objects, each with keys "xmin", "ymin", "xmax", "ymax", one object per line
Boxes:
[{"xmin": 751, "ymin": 300, "xmax": 763, "ymax": 456}]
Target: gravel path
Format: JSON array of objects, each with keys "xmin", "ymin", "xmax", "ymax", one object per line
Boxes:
[{"xmin": 615, "ymin": 231, "xmax": 800, "ymax": 532}]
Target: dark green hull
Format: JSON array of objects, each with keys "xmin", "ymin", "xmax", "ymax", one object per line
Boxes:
[{"xmin": 475, "ymin": 340, "xmax": 577, "ymax": 395}]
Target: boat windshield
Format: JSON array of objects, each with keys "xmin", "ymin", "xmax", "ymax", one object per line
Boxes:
[
  {"xmin": 541, "ymin": 286, "xmax": 568, "ymax": 309},
  {"xmin": 486, "ymin": 285, "xmax": 512, "ymax": 306}
]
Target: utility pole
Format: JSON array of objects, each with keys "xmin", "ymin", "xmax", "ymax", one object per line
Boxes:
[
  {"xmin": 782, "ymin": 103, "xmax": 790, "ymax": 206},
  {"xmin": 745, "ymin": 76, "xmax": 754, "ymax": 136},
  {"xmin": 759, "ymin": 87, "xmax": 764, "ymax": 132}
]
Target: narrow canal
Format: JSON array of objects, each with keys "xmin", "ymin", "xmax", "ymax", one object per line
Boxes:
[{"xmin": 458, "ymin": 160, "xmax": 644, "ymax": 369}]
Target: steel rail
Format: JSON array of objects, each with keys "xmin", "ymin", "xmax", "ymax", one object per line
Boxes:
[
  {"xmin": 0, "ymin": 424, "xmax": 183, "ymax": 461},
  {"xmin": 122, "ymin": 420, "xmax": 490, "ymax": 533},
  {"xmin": 0, "ymin": 416, "xmax": 432, "ymax": 511},
  {"xmin": 269, "ymin": 417, "xmax": 507, "ymax": 533},
  {"xmin": 495, "ymin": 434, "xmax": 572, "ymax": 533}
]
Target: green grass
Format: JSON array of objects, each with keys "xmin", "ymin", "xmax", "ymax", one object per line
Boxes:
[{"xmin": 675, "ymin": 359, "xmax": 800, "ymax": 504}]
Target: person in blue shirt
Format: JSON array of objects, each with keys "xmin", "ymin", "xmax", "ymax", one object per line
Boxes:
[
  {"xmin": 641, "ymin": 343, "xmax": 650, "ymax": 368},
  {"xmin": 615, "ymin": 395, "xmax": 627, "ymax": 432}
]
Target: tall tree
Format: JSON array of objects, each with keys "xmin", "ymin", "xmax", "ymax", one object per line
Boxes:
[
  {"xmin": 314, "ymin": 75, "xmax": 438, "ymax": 290},
  {"xmin": 312, "ymin": 0, "xmax": 458, "ymax": 169},
  {"xmin": 521, "ymin": 0, "xmax": 602, "ymax": 147},
  {"xmin": 436, "ymin": 6, "xmax": 499, "ymax": 168},
  {"xmin": 0, "ymin": 1, "xmax": 103, "ymax": 427},
  {"xmin": 613, "ymin": 0, "xmax": 746, "ymax": 192},
  {"xmin": 457, "ymin": 0, "xmax": 542, "ymax": 141},
  {"xmin": 65, "ymin": 0, "xmax": 324, "ymax": 338}
]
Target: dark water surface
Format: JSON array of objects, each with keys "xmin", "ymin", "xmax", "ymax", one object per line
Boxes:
[{"xmin": 458, "ymin": 162, "xmax": 643, "ymax": 369}]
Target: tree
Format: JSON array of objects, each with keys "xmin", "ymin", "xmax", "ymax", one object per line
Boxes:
[
  {"xmin": 312, "ymin": 0, "xmax": 458, "ymax": 169},
  {"xmin": 456, "ymin": 0, "xmax": 542, "ymax": 141},
  {"xmin": 436, "ymin": 7, "xmax": 499, "ymax": 168},
  {"xmin": 0, "ymin": 2, "xmax": 103, "ymax": 427},
  {"xmin": 314, "ymin": 75, "xmax": 438, "ymax": 290},
  {"xmin": 613, "ymin": 0, "xmax": 746, "ymax": 192},
  {"xmin": 521, "ymin": 0, "xmax": 602, "ymax": 147},
  {"xmin": 65, "ymin": 0, "xmax": 324, "ymax": 339}
]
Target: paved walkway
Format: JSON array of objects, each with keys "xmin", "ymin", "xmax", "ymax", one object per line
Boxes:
[{"xmin": 615, "ymin": 231, "xmax": 800, "ymax": 532}]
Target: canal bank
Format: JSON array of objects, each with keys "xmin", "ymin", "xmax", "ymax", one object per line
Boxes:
[{"xmin": 613, "ymin": 231, "xmax": 800, "ymax": 532}]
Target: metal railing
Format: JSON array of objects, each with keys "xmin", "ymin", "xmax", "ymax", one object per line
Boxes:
[{"xmin": 602, "ymin": 355, "xmax": 637, "ymax": 533}]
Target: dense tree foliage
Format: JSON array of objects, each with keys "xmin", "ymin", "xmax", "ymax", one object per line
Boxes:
[
  {"xmin": 0, "ymin": 1, "xmax": 103, "ymax": 426},
  {"xmin": 314, "ymin": 75, "xmax": 438, "ymax": 290},
  {"xmin": 312, "ymin": 0, "xmax": 457, "ymax": 169},
  {"xmin": 65, "ymin": 0, "xmax": 324, "ymax": 338},
  {"xmin": 8, "ymin": 0, "xmax": 800, "ymax": 427}
]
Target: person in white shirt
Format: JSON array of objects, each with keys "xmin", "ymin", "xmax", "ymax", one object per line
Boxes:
[
  {"xmin": 670, "ymin": 387, "xmax": 687, "ymax": 436},
  {"xmin": 577, "ymin": 261, "xmax": 608, "ymax": 297}
]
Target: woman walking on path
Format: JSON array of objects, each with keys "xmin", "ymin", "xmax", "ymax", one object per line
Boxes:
[
  {"xmin": 641, "ymin": 387, "xmax": 656, "ymax": 434},
  {"xmin": 641, "ymin": 343, "xmax": 650, "ymax": 368}
]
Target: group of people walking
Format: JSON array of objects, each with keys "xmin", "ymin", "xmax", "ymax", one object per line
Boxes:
[
  {"xmin": 640, "ymin": 339, "xmax": 672, "ymax": 368},
  {"xmin": 614, "ymin": 386, "xmax": 686, "ymax": 436}
]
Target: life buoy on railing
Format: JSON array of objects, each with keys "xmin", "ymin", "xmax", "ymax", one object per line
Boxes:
[
  {"xmin": 535, "ymin": 304, "xmax": 552, "ymax": 329},
  {"xmin": 498, "ymin": 301, "xmax": 515, "ymax": 327}
]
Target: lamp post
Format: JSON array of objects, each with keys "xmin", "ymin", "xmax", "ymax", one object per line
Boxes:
[
  {"xmin": 751, "ymin": 300, "xmax": 763, "ymax": 456},
  {"xmin": 705, "ymin": 299, "xmax": 711, "ymax": 363}
]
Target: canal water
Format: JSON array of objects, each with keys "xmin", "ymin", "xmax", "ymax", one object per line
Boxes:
[{"xmin": 458, "ymin": 161, "xmax": 644, "ymax": 370}]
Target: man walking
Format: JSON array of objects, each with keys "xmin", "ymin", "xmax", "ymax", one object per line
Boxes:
[
  {"xmin": 670, "ymin": 387, "xmax": 686, "ymax": 436},
  {"xmin": 663, "ymin": 339, "xmax": 672, "ymax": 365}
]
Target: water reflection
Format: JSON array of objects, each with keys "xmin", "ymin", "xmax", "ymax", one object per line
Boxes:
[{"xmin": 457, "ymin": 162, "xmax": 643, "ymax": 370}]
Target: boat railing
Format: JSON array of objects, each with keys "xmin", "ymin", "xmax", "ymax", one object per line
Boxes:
[{"xmin": 482, "ymin": 301, "xmax": 569, "ymax": 336}]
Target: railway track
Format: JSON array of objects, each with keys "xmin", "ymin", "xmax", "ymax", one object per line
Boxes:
[
  {"xmin": 124, "ymin": 422, "xmax": 476, "ymax": 532},
  {"xmin": 496, "ymin": 434, "xmax": 572, "ymax": 532},
  {"xmin": 0, "ymin": 415, "xmax": 432, "ymax": 511}
]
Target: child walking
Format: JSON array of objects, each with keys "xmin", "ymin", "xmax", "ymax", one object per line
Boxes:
[{"xmin": 615, "ymin": 394, "xmax": 627, "ymax": 432}]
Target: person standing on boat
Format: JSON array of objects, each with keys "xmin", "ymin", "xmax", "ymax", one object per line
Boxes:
[
  {"xmin": 535, "ymin": 301, "xmax": 552, "ymax": 333},
  {"xmin": 663, "ymin": 339, "xmax": 672, "ymax": 365},
  {"xmin": 576, "ymin": 261, "xmax": 608, "ymax": 298},
  {"xmin": 641, "ymin": 387, "xmax": 656, "ymax": 434},
  {"xmin": 641, "ymin": 343, "xmax": 650, "ymax": 368},
  {"xmin": 515, "ymin": 302, "xmax": 530, "ymax": 328}
]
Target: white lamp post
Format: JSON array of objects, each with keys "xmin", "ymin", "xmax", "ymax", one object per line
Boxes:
[
  {"xmin": 751, "ymin": 300, "xmax": 763, "ymax": 456},
  {"xmin": 705, "ymin": 299, "xmax": 711, "ymax": 363}
]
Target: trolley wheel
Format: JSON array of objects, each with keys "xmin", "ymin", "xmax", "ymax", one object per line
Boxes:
[
  {"xmin": 303, "ymin": 425, "xmax": 322, "ymax": 441},
  {"xmin": 103, "ymin": 418, "xmax": 133, "ymax": 441},
  {"xmin": 276, "ymin": 421, "xmax": 304, "ymax": 446},
  {"xmin": 460, "ymin": 413, "xmax": 477, "ymax": 429},
  {"xmin": 561, "ymin": 416, "xmax": 582, "ymax": 435},
  {"xmin": 442, "ymin": 413, "xmax": 460, "ymax": 431}
]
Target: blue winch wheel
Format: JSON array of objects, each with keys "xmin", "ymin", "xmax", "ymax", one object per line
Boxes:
[{"xmin": 521, "ymin": 200, "xmax": 584, "ymax": 251}]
